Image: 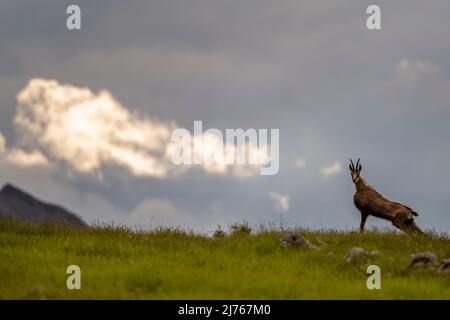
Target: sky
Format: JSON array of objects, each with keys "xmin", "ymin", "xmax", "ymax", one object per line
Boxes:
[{"xmin": 0, "ymin": 0, "xmax": 449, "ymax": 233}]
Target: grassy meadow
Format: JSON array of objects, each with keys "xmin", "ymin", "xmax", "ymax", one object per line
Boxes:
[{"xmin": 0, "ymin": 218, "xmax": 449, "ymax": 299}]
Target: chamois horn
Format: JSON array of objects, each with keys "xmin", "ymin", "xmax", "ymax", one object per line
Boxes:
[
  {"xmin": 356, "ymin": 158, "xmax": 361, "ymax": 171},
  {"xmin": 349, "ymin": 158, "xmax": 355, "ymax": 171}
]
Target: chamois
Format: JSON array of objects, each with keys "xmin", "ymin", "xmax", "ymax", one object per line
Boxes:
[{"xmin": 349, "ymin": 159, "xmax": 422, "ymax": 233}]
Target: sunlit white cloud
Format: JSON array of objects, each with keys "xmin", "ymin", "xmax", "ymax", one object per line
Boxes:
[
  {"xmin": 0, "ymin": 133, "xmax": 48, "ymax": 168},
  {"xmin": 14, "ymin": 78, "xmax": 174, "ymax": 177},
  {"xmin": 4, "ymin": 149, "xmax": 50, "ymax": 167},
  {"xmin": 11, "ymin": 78, "xmax": 269, "ymax": 178},
  {"xmin": 269, "ymin": 191, "xmax": 289, "ymax": 212},
  {"xmin": 321, "ymin": 161, "xmax": 342, "ymax": 177}
]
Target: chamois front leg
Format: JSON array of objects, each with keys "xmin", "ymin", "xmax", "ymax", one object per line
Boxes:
[{"xmin": 359, "ymin": 213, "xmax": 368, "ymax": 233}]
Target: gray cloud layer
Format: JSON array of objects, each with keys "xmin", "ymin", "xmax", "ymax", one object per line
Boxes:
[{"xmin": 0, "ymin": 1, "xmax": 449, "ymax": 232}]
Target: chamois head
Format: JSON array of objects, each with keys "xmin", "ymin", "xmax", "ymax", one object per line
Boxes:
[{"xmin": 349, "ymin": 158, "xmax": 362, "ymax": 183}]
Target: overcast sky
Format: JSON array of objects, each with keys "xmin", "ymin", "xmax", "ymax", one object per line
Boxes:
[{"xmin": 0, "ymin": 1, "xmax": 449, "ymax": 232}]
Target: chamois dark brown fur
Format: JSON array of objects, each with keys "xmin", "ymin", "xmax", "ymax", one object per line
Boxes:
[{"xmin": 349, "ymin": 159, "xmax": 422, "ymax": 233}]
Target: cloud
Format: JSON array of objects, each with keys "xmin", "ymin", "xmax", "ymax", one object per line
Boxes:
[
  {"xmin": 321, "ymin": 162, "xmax": 342, "ymax": 177},
  {"xmin": 295, "ymin": 158, "xmax": 306, "ymax": 169},
  {"xmin": 0, "ymin": 131, "xmax": 49, "ymax": 168},
  {"xmin": 395, "ymin": 59, "xmax": 439, "ymax": 84},
  {"xmin": 13, "ymin": 79, "xmax": 269, "ymax": 178},
  {"xmin": 166, "ymin": 127, "xmax": 268, "ymax": 177},
  {"xmin": 127, "ymin": 198, "xmax": 222, "ymax": 230},
  {"xmin": 4, "ymin": 149, "xmax": 50, "ymax": 167},
  {"xmin": 15, "ymin": 78, "xmax": 175, "ymax": 177},
  {"xmin": 269, "ymin": 192, "xmax": 289, "ymax": 213}
]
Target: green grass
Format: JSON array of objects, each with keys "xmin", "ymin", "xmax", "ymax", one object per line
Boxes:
[{"xmin": 0, "ymin": 218, "xmax": 449, "ymax": 299}]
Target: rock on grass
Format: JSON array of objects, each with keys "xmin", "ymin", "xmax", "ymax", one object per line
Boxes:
[
  {"xmin": 409, "ymin": 252, "xmax": 438, "ymax": 268},
  {"xmin": 437, "ymin": 258, "xmax": 450, "ymax": 273},
  {"xmin": 344, "ymin": 247, "xmax": 379, "ymax": 264},
  {"xmin": 279, "ymin": 232, "xmax": 316, "ymax": 249}
]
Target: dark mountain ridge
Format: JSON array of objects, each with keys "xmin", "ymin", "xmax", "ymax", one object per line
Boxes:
[{"xmin": 0, "ymin": 183, "xmax": 86, "ymax": 226}]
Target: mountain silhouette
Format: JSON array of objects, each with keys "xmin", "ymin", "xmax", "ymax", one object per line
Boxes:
[{"xmin": 0, "ymin": 183, "xmax": 86, "ymax": 226}]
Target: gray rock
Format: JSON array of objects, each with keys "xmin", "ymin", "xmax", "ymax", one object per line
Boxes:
[
  {"xmin": 279, "ymin": 232, "xmax": 315, "ymax": 249},
  {"xmin": 344, "ymin": 247, "xmax": 379, "ymax": 263},
  {"xmin": 437, "ymin": 258, "xmax": 450, "ymax": 273},
  {"xmin": 409, "ymin": 252, "xmax": 438, "ymax": 268}
]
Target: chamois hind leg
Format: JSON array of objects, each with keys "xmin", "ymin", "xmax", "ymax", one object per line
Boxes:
[
  {"xmin": 391, "ymin": 217, "xmax": 407, "ymax": 232},
  {"xmin": 392, "ymin": 215, "xmax": 423, "ymax": 234},
  {"xmin": 359, "ymin": 213, "xmax": 368, "ymax": 233},
  {"xmin": 404, "ymin": 218, "xmax": 424, "ymax": 234}
]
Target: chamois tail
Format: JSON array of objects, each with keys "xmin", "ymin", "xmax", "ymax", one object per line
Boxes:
[{"xmin": 411, "ymin": 210, "xmax": 419, "ymax": 217}]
